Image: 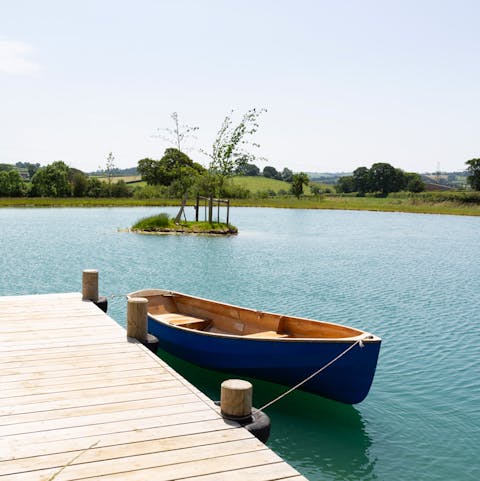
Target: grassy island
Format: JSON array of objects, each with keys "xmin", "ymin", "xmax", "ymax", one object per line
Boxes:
[{"xmin": 131, "ymin": 213, "xmax": 237, "ymax": 235}]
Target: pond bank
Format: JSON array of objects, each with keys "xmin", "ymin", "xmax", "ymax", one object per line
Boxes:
[{"xmin": 1, "ymin": 195, "xmax": 480, "ymax": 216}]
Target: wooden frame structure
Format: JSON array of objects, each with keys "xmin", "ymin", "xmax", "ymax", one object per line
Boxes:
[{"xmin": 195, "ymin": 195, "xmax": 230, "ymax": 225}]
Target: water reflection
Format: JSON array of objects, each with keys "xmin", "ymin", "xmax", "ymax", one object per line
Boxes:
[{"xmin": 159, "ymin": 351, "xmax": 377, "ymax": 481}]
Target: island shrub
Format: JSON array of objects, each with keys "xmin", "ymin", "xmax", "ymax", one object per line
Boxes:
[{"xmin": 133, "ymin": 213, "xmax": 170, "ymax": 230}]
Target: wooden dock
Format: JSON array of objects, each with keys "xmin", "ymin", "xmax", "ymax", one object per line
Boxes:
[{"xmin": 0, "ymin": 293, "xmax": 307, "ymax": 481}]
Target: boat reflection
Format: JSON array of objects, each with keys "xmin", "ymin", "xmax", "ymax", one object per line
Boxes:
[{"xmin": 158, "ymin": 351, "xmax": 377, "ymax": 481}]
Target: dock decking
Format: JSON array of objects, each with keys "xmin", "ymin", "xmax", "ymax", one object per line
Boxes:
[{"xmin": 0, "ymin": 293, "xmax": 307, "ymax": 481}]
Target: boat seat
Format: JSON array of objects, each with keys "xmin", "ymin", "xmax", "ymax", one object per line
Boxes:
[
  {"xmin": 153, "ymin": 313, "xmax": 212, "ymax": 330},
  {"xmin": 244, "ymin": 331, "xmax": 289, "ymax": 338}
]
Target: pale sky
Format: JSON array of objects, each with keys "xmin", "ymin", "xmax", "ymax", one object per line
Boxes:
[{"xmin": 1, "ymin": 0, "xmax": 479, "ymax": 173}]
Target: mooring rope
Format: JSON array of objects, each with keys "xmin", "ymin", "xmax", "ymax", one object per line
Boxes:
[
  {"xmin": 249, "ymin": 334, "xmax": 371, "ymax": 416},
  {"xmin": 105, "ymin": 293, "xmax": 128, "ymax": 300}
]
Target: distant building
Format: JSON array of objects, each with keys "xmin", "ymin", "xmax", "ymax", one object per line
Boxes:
[{"xmin": 15, "ymin": 168, "xmax": 30, "ymax": 180}]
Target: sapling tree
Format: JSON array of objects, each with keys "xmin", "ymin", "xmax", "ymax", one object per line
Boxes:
[
  {"xmin": 105, "ymin": 152, "xmax": 116, "ymax": 192},
  {"xmin": 152, "ymin": 112, "xmax": 199, "ymax": 152},
  {"xmin": 203, "ymin": 107, "xmax": 267, "ymax": 179}
]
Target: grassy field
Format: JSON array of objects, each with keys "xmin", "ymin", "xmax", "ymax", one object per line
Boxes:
[
  {"xmin": 231, "ymin": 176, "xmax": 291, "ymax": 192},
  {"xmin": 91, "ymin": 175, "xmax": 142, "ymax": 183},
  {"xmin": 1, "ymin": 194, "xmax": 480, "ymax": 216},
  {"xmin": 231, "ymin": 176, "xmax": 315, "ymax": 195}
]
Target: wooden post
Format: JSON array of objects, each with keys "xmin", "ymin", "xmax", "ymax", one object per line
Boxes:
[
  {"xmin": 127, "ymin": 297, "xmax": 148, "ymax": 340},
  {"xmin": 195, "ymin": 194, "xmax": 199, "ymax": 221},
  {"xmin": 208, "ymin": 196, "xmax": 213, "ymax": 223},
  {"xmin": 220, "ymin": 379, "xmax": 252, "ymax": 419},
  {"xmin": 226, "ymin": 200, "xmax": 230, "ymax": 226},
  {"xmin": 82, "ymin": 269, "xmax": 98, "ymax": 301}
]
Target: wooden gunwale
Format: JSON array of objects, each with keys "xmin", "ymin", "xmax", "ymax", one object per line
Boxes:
[{"xmin": 131, "ymin": 289, "xmax": 380, "ymax": 344}]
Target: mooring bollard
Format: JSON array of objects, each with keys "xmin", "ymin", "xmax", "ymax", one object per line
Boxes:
[
  {"xmin": 82, "ymin": 269, "xmax": 108, "ymax": 312},
  {"xmin": 82, "ymin": 269, "xmax": 99, "ymax": 301},
  {"xmin": 220, "ymin": 379, "xmax": 271, "ymax": 443},
  {"xmin": 127, "ymin": 297, "xmax": 148, "ymax": 339},
  {"xmin": 221, "ymin": 379, "xmax": 253, "ymax": 419},
  {"xmin": 126, "ymin": 297, "xmax": 159, "ymax": 353}
]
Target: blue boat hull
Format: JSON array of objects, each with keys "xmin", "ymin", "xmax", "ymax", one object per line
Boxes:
[{"xmin": 148, "ymin": 316, "xmax": 381, "ymax": 404}]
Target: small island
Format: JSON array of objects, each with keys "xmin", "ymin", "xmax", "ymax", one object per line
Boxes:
[{"xmin": 131, "ymin": 213, "xmax": 237, "ymax": 236}]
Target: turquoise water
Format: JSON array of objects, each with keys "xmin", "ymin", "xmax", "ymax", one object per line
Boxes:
[{"xmin": 1, "ymin": 207, "xmax": 479, "ymax": 481}]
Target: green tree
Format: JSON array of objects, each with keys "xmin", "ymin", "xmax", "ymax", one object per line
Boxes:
[
  {"xmin": 137, "ymin": 158, "xmax": 159, "ymax": 185},
  {"xmin": 0, "ymin": 170, "xmax": 27, "ymax": 196},
  {"xmin": 192, "ymin": 171, "xmax": 221, "ymax": 197},
  {"xmin": 72, "ymin": 172, "xmax": 89, "ymax": 197},
  {"xmin": 263, "ymin": 165, "xmax": 281, "ymax": 179},
  {"xmin": 353, "ymin": 167, "xmax": 370, "ymax": 195},
  {"xmin": 405, "ymin": 173, "xmax": 425, "ymax": 193},
  {"xmin": 336, "ymin": 176, "xmax": 355, "ymax": 193},
  {"xmin": 204, "ymin": 108, "xmax": 266, "ymax": 178},
  {"xmin": 86, "ymin": 177, "xmax": 104, "ymax": 197},
  {"xmin": 111, "ymin": 180, "xmax": 132, "ymax": 197},
  {"xmin": 466, "ymin": 158, "xmax": 480, "ymax": 190},
  {"xmin": 0, "ymin": 163, "xmax": 13, "ymax": 172},
  {"xmin": 369, "ymin": 162, "xmax": 399, "ymax": 195},
  {"xmin": 291, "ymin": 172, "xmax": 309, "ymax": 198},
  {"xmin": 235, "ymin": 162, "xmax": 260, "ymax": 176},
  {"xmin": 138, "ymin": 148, "xmax": 205, "ymax": 196},
  {"xmin": 30, "ymin": 161, "xmax": 72, "ymax": 197}
]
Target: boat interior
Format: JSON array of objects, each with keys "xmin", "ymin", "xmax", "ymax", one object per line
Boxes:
[{"xmin": 145, "ymin": 292, "xmax": 365, "ymax": 340}]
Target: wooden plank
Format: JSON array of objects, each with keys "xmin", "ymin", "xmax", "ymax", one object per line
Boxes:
[
  {"xmin": 0, "ymin": 418, "xmax": 236, "ymax": 462},
  {"xmin": 59, "ymin": 451, "xmax": 284, "ymax": 481},
  {"xmin": 0, "ymin": 440, "xmax": 268, "ymax": 481},
  {"xmin": 0, "ymin": 336, "xmax": 127, "ymax": 352},
  {"xmin": 185, "ymin": 464, "xmax": 307, "ymax": 481},
  {"xmin": 0, "ymin": 341, "xmax": 132, "ymax": 362},
  {"xmin": 0, "ymin": 352, "xmax": 155, "ymax": 375},
  {"xmin": 0, "ymin": 408, "xmax": 218, "ymax": 449},
  {"xmin": 0, "ymin": 391, "xmax": 196, "ymax": 426},
  {"xmin": 0, "ymin": 325, "xmax": 124, "ymax": 341},
  {"xmin": 0, "ymin": 381, "xmax": 184, "ymax": 414},
  {"xmin": 0, "ymin": 379, "xmax": 182, "ymax": 409},
  {"xmin": 0, "ymin": 352, "xmax": 158, "ymax": 376},
  {"xmin": 0, "ymin": 317, "xmax": 115, "ymax": 332},
  {"xmin": 0, "ymin": 397, "xmax": 205, "ymax": 436},
  {"xmin": 1, "ymin": 368, "xmax": 173, "ymax": 398},
  {"xmin": 0, "ymin": 428, "xmax": 252, "ymax": 476}
]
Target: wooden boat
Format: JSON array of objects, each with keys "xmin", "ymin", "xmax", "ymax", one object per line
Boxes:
[{"xmin": 128, "ymin": 289, "xmax": 382, "ymax": 404}]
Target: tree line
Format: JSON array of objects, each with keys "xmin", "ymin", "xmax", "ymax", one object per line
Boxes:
[
  {"xmin": 336, "ymin": 163, "xmax": 425, "ymax": 195},
  {"xmin": 0, "ymin": 161, "xmax": 131, "ymax": 198}
]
